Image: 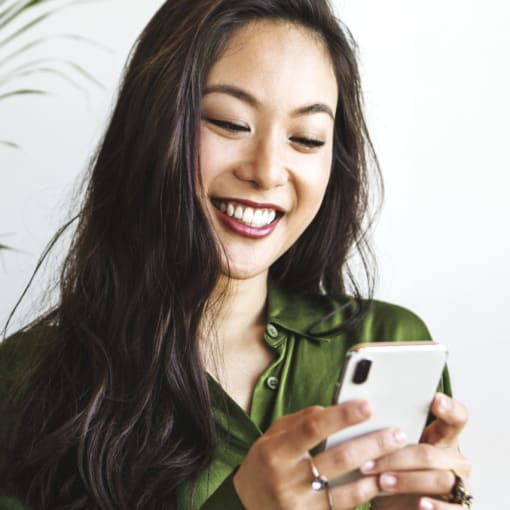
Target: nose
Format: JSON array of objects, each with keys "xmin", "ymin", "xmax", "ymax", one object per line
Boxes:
[{"xmin": 234, "ymin": 130, "xmax": 288, "ymax": 190}]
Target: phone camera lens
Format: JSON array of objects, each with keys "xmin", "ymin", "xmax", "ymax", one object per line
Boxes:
[{"xmin": 352, "ymin": 359, "xmax": 372, "ymax": 384}]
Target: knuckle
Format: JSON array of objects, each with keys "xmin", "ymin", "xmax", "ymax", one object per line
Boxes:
[
  {"xmin": 377, "ymin": 431, "xmax": 392, "ymax": 451},
  {"xmin": 417, "ymin": 444, "xmax": 435, "ymax": 465},
  {"xmin": 350, "ymin": 480, "xmax": 373, "ymax": 504},
  {"xmin": 337, "ymin": 401, "xmax": 362, "ymax": 424},
  {"xmin": 304, "ymin": 405, "xmax": 324, "ymax": 417},
  {"xmin": 268, "ymin": 483, "xmax": 286, "ymax": 505},
  {"xmin": 301, "ymin": 414, "xmax": 323, "ymax": 439},
  {"xmin": 257, "ymin": 441, "xmax": 278, "ymax": 470},
  {"xmin": 332, "ymin": 444, "xmax": 356, "ymax": 469}
]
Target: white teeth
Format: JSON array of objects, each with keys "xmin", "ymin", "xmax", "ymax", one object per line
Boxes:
[
  {"xmin": 216, "ymin": 200, "xmax": 279, "ymax": 228},
  {"xmin": 234, "ymin": 205, "xmax": 243, "ymax": 220},
  {"xmin": 252, "ymin": 209, "xmax": 263, "ymax": 227},
  {"xmin": 242, "ymin": 207, "xmax": 254, "ymax": 224}
]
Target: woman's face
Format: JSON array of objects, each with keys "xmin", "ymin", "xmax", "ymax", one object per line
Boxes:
[{"xmin": 199, "ymin": 20, "xmax": 338, "ymax": 281}]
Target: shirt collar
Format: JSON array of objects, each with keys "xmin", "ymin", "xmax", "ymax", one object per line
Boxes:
[{"xmin": 266, "ymin": 281, "xmax": 354, "ymax": 342}]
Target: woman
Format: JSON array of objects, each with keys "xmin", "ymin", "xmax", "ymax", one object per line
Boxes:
[{"xmin": 0, "ymin": 1, "xmax": 471, "ymax": 509}]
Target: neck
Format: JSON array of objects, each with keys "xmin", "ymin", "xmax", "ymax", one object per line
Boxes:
[
  {"xmin": 208, "ymin": 272, "xmax": 268, "ymax": 346},
  {"xmin": 200, "ymin": 272, "xmax": 269, "ymax": 371}
]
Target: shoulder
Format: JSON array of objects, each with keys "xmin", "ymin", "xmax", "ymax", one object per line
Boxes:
[
  {"xmin": 0, "ymin": 326, "xmax": 53, "ymax": 392},
  {"xmin": 359, "ymin": 299, "xmax": 432, "ymax": 342},
  {"xmin": 267, "ymin": 282, "xmax": 432, "ymax": 342},
  {"xmin": 0, "ymin": 326, "xmax": 54, "ymax": 485}
]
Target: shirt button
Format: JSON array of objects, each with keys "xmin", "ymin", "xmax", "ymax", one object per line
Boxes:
[
  {"xmin": 266, "ymin": 323, "xmax": 279, "ymax": 338},
  {"xmin": 266, "ymin": 376, "xmax": 280, "ymax": 391}
]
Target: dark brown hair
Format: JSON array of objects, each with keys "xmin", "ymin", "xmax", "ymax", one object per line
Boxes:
[{"xmin": 4, "ymin": 1, "xmax": 380, "ymax": 508}]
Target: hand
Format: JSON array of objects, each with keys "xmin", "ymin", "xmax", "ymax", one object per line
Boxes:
[
  {"xmin": 233, "ymin": 400, "xmax": 408, "ymax": 510},
  {"xmin": 369, "ymin": 394, "xmax": 471, "ymax": 510}
]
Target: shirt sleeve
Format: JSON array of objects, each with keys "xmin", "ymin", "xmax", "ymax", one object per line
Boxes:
[
  {"xmin": 200, "ymin": 471, "xmax": 244, "ymax": 510},
  {"xmin": 0, "ymin": 497, "xmax": 27, "ymax": 510}
]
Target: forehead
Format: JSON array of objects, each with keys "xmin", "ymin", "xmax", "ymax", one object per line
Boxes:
[{"xmin": 205, "ymin": 20, "xmax": 338, "ymax": 111}]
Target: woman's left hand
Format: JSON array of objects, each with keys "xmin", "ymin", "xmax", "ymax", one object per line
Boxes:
[{"xmin": 367, "ymin": 393, "xmax": 472, "ymax": 509}]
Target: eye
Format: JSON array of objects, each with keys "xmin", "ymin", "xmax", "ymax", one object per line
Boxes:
[
  {"xmin": 290, "ymin": 136, "xmax": 325, "ymax": 149},
  {"xmin": 203, "ymin": 117, "xmax": 250, "ymax": 133}
]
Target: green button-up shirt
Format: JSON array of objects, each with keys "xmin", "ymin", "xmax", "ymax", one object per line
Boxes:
[{"xmin": 0, "ymin": 283, "xmax": 451, "ymax": 510}]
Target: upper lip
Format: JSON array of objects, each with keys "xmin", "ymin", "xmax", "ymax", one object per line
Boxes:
[{"xmin": 212, "ymin": 197, "xmax": 286, "ymax": 213}]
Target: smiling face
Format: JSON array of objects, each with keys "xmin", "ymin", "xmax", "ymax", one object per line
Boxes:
[{"xmin": 199, "ymin": 20, "xmax": 338, "ymax": 281}]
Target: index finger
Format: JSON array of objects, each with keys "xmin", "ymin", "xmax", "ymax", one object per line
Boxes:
[{"xmin": 268, "ymin": 400, "xmax": 372, "ymax": 461}]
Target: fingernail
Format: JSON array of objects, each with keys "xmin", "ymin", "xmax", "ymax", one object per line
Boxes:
[
  {"xmin": 393, "ymin": 428, "xmax": 407, "ymax": 445},
  {"xmin": 360, "ymin": 460, "xmax": 376, "ymax": 473},
  {"xmin": 420, "ymin": 498, "xmax": 435, "ymax": 510},
  {"xmin": 379, "ymin": 473, "xmax": 397, "ymax": 489},
  {"xmin": 358, "ymin": 400, "xmax": 372, "ymax": 417},
  {"xmin": 439, "ymin": 394, "xmax": 451, "ymax": 411}
]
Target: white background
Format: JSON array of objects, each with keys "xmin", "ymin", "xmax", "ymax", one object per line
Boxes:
[{"xmin": 1, "ymin": 1, "xmax": 508, "ymax": 507}]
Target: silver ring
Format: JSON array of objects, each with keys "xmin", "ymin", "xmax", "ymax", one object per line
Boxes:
[{"xmin": 309, "ymin": 458, "xmax": 329, "ymax": 491}]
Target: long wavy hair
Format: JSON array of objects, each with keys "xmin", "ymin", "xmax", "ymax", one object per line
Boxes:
[{"xmin": 4, "ymin": 0, "xmax": 381, "ymax": 508}]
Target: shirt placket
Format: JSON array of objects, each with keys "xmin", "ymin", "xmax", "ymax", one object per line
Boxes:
[{"xmin": 248, "ymin": 322, "xmax": 288, "ymax": 431}]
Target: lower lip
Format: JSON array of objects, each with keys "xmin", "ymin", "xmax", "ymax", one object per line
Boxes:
[{"xmin": 214, "ymin": 208, "xmax": 281, "ymax": 239}]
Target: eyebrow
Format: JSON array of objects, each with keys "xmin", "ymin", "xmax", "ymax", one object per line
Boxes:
[{"xmin": 203, "ymin": 84, "xmax": 335, "ymax": 121}]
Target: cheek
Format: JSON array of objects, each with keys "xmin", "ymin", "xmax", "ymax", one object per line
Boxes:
[
  {"xmin": 298, "ymin": 154, "xmax": 332, "ymax": 211},
  {"xmin": 199, "ymin": 127, "xmax": 243, "ymax": 186},
  {"xmin": 199, "ymin": 127, "xmax": 217, "ymax": 185}
]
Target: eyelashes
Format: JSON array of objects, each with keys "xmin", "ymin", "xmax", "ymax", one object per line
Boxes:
[
  {"xmin": 203, "ymin": 116, "xmax": 326, "ymax": 149},
  {"xmin": 289, "ymin": 136, "xmax": 325, "ymax": 148},
  {"xmin": 204, "ymin": 117, "xmax": 250, "ymax": 132}
]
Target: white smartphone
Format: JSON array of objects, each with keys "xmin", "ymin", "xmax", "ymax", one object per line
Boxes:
[{"xmin": 323, "ymin": 341, "xmax": 448, "ymax": 486}]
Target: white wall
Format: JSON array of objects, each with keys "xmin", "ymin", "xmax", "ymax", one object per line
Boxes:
[
  {"xmin": 1, "ymin": 1, "xmax": 508, "ymax": 507},
  {"xmin": 336, "ymin": 1, "xmax": 510, "ymax": 508}
]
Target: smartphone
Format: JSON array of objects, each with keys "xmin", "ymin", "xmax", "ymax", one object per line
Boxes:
[{"xmin": 323, "ymin": 341, "xmax": 448, "ymax": 486}]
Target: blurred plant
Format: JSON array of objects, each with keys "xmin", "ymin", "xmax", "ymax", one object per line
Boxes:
[
  {"xmin": 0, "ymin": 0, "xmax": 107, "ymax": 252},
  {"xmin": 0, "ymin": 0, "xmax": 107, "ymax": 148}
]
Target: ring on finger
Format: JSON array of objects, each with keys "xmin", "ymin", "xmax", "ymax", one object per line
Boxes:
[
  {"xmin": 308, "ymin": 458, "xmax": 335, "ymax": 509},
  {"xmin": 309, "ymin": 458, "xmax": 329, "ymax": 491},
  {"xmin": 446, "ymin": 470, "xmax": 473, "ymax": 508}
]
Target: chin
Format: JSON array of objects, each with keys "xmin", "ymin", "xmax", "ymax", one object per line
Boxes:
[{"xmin": 218, "ymin": 255, "xmax": 270, "ymax": 282}]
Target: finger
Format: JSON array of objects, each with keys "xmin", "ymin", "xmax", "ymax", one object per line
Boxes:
[
  {"xmin": 264, "ymin": 400, "xmax": 369, "ymax": 436},
  {"xmin": 422, "ymin": 394, "xmax": 468, "ymax": 446},
  {"xmin": 419, "ymin": 497, "xmax": 468, "ymax": 510},
  {"xmin": 314, "ymin": 427, "xmax": 407, "ymax": 478},
  {"xmin": 377, "ymin": 469, "xmax": 458, "ymax": 496},
  {"xmin": 327, "ymin": 474, "xmax": 381, "ymax": 510},
  {"xmin": 360, "ymin": 444, "xmax": 471, "ymax": 478},
  {"xmin": 267, "ymin": 400, "xmax": 372, "ymax": 460}
]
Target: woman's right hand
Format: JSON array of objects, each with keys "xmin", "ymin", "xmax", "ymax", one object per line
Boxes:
[{"xmin": 233, "ymin": 400, "xmax": 408, "ymax": 510}]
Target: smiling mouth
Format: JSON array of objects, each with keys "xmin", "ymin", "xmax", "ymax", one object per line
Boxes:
[{"xmin": 211, "ymin": 198, "xmax": 283, "ymax": 228}]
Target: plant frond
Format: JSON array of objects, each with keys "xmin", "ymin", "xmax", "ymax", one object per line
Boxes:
[
  {"xmin": 0, "ymin": 33, "xmax": 112, "ymax": 70},
  {"xmin": 0, "ymin": 140, "xmax": 20, "ymax": 148},
  {"xmin": 0, "ymin": 0, "xmax": 57, "ymax": 29},
  {"xmin": 0, "ymin": 88, "xmax": 46, "ymax": 99},
  {"xmin": 0, "ymin": 0, "xmax": 104, "ymax": 31},
  {"xmin": 0, "ymin": 57, "xmax": 104, "ymax": 88},
  {"xmin": 0, "ymin": 66, "xmax": 87, "ymax": 92}
]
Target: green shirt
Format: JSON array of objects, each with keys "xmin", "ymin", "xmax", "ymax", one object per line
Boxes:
[{"xmin": 0, "ymin": 284, "xmax": 451, "ymax": 510}]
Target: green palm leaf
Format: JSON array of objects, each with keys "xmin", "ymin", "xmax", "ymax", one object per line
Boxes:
[
  {"xmin": 0, "ymin": 0, "xmax": 107, "ymax": 149},
  {"xmin": 0, "ymin": 33, "xmax": 112, "ymax": 69},
  {"xmin": 0, "ymin": 140, "xmax": 19, "ymax": 147}
]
